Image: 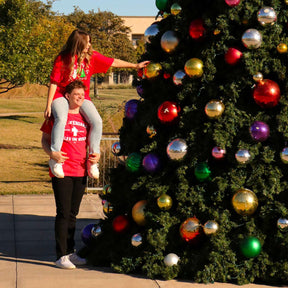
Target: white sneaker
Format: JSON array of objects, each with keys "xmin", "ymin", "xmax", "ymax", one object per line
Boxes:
[
  {"xmin": 49, "ymin": 159, "xmax": 64, "ymax": 178},
  {"xmin": 69, "ymin": 252, "xmax": 87, "ymax": 265},
  {"xmin": 88, "ymin": 162, "xmax": 99, "ymax": 179},
  {"xmin": 55, "ymin": 255, "xmax": 76, "ymax": 269}
]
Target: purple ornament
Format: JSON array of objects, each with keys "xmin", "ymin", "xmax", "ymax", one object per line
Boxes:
[
  {"xmin": 136, "ymin": 85, "xmax": 143, "ymax": 97},
  {"xmin": 125, "ymin": 99, "xmax": 138, "ymax": 119},
  {"xmin": 250, "ymin": 121, "xmax": 270, "ymax": 142},
  {"xmin": 142, "ymin": 153, "xmax": 161, "ymax": 173},
  {"xmin": 81, "ymin": 223, "xmax": 95, "ymax": 246}
]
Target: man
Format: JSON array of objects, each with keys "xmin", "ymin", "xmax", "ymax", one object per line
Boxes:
[{"xmin": 41, "ymin": 80, "xmax": 98, "ymax": 269}]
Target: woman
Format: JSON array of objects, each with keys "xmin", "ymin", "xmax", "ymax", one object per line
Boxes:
[{"xmin": 44, "ymin": 29, "xmax": 149, "ymax": 179}]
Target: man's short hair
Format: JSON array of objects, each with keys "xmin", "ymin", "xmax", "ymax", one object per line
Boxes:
[{"xmin": 65, "ymin": 80, "xmax": 87, "ymax": 94}]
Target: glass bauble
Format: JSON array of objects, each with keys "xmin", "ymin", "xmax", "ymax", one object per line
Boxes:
[
  {"xmin": 235, "ymin": 149, "xmax": 251, "ymax": 164},
  {"xmin": 225, "ymin": 0, "xmax": 241, "ymax": 6},
  {"xmin": 224, "ymin": 47, "xmax": 242, "ymax": 65},
  {"xmin": 277, "ymin": 43, "xmax": 288, "ymax": 54},
  {"xmin": 257, "ymin": 7, "xmax": 277, "ymax": 26},
  {"xmin": 157, "ymin": 194, "xmax": 173, "ymax": 210},
  {"xmin": 184, "ymin": 58, "xmax": 204, "ymax": 78},
  {"xmin": 232, "ymin": 188, "xmax": 258, "ymax": 216},
  {"xmin": 81, "ymin": 223, "xmax": 95, "ymax": 246},
  {"xmin": 194, "ymin": 162, "xmax": 211, "ymax": 182},
  {"xmin": 164, "ymin": 253, "xmax": 180, "ymax": 266},
  {"xmin": 132, "ymin": 200, "xmax": 147, "ymax": 226},
  {"xmin": 142, "ymin": 153, "xmax": 161, "ymax": 173},
  {"xmin": 205, "ymin": 100, "xmax": 225, "ymax": 118},
  {"xmin": 242, "ymin": 29, "xmax": 262, "ymax": 49},
  {"xmin": 211, "ymin": 147, "xmax": 226, "ymax": 160},
  {"xmin": 280, "ymin": 148, "xmax": 288, "ymax": 164},
  {"xmin": 180, "ymin": 217, "xmax": 202, "ymax": 243},
  {"xmin": 189, "ymin": 19, "xmax": 206, "ymax": 40},
  {"xmin": 146, "ymin": 125, "xmax": 157, "ymax": 138},
  {"xmin": 170, "ymin": 3, "xmax": 181, "ymax": 15},
  {"xmin": 203, "ymin": 220, "xmax": 219, "ymax": 235},
  {"xmin": 157, "ymin": 101, "xmax": 180, "ymax": 124},
  {"xmin": 173, "ymin": 70, "xmax": 186, "ymax": 85},
  {"xmin": 111, "ymin": 141, "xmax": 121, "ymax": 156},
  {"xmin": 167, "ymin": 138, "xmax": 187, "ymax": 160},
  {"xmin": 91, "ymin": 225, "xmax": 102, "ymax": 238},
  {"xmin": 240, "ymin": 236, "xmax": 261, "ymax": 258},
  {"xmin": 126, "ymin": 152, "xmax": 142, "ymax": 172},
  {"xmin": 125, "ymin": 99, "xmax": 138, "ymax": 119},
  {"xmin": 250, "ymin": 121, "xmax": 270, "ymax": 142},
  {"xmin": 131, "ymin": 233, "xmax": 142, "ymax": 247},
  {"xmin": 161, "ymin": 30, "xmax": 179, "ymax": 53},
  {"xmin": 144, "ymin": 23, "xmax": 159, "ymax": 43},
  {"xmin": 112, "ymin": 215, "xmax": 130, "ymax": 233},
  {"xmin": 253, "ymin": 72, "xmax": 263, "ymax": 82},
  {"xmin": 144, "ymin": 62, "xmax": 162, "ymax": 78},
  {"xmin": 277, "ymin": 218, "xmax": 288, "ymax": 231},
  {"xmin": 156, "ymin": 0, "xmax": 169, "ymax": 11}
]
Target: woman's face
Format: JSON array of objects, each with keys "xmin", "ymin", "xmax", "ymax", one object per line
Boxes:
[{"xmin": 82, "ymin": 35, "xmax": 91, "ymax": 53}]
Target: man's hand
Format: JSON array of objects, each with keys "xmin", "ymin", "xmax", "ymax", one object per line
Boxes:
[
  {"xmin": 51, "ymin": 151, "xmax": 69, "ymax": 163},
  {"xmin": 88, "ymin": 153, "xmax": 100, "ymax": 164}
]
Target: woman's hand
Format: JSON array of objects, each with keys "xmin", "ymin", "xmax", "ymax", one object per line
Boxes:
[
  {"xmin": 44, "ymin": 105, "xmax": 51, "ymax": 119},
  {"xmin": 136, "ymin": 61, "xmax": 150, "ymax": 69}
]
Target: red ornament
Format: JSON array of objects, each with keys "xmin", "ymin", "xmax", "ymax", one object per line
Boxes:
[
  {"xmin": 137, "ymin": 69, "xmax": 143, "ymax": 79},
  {"xmin": 157, "ymin": 101, "xmax": 180, "ymax": 124},
  {"xmin": 253, "ymin": 79, "xmax": 281, "ymax": 108},
  {"xmin": 189, "ymin": 19, "xmax": 206, "ymax": 40},
  {"xmin": 163, "ymin": 72, "xmax": 171, "ymax": 79},
  {"xmin": 112, "ymin": 215, "xmax": 130, "ymax": 233},
  {"xmin": 224, "ymin": 48, "xmax": 242, "ymax": 65},
  {"xmin": 179, "ymin": 217, "xmax": 202, "ymax": 244},
  {"xmin": 225, "ymin": 0, "xmax": 241, "ymax": 7}
]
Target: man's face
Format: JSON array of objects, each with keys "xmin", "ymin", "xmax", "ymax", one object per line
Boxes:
[{"xmin": 66, "ymin": 88, "xmax": 85, "ymax": 108}]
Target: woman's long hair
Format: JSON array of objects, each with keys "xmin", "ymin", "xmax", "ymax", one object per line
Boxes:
[{"xmin": 59, "ymin": 29, "xmax": 93, "ymax": 74}]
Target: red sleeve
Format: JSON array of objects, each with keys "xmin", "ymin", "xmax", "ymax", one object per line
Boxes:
[
  {"xmin": 40, "ymin": 118, "xmax": 53, "ymax": 134},
  {"xmin": 50, "ymin": 55, "xmax": 63, "ymax": 85},
  {"xmin": 90, "ymin": 51, "xmax": 114, "ymax": 74}
]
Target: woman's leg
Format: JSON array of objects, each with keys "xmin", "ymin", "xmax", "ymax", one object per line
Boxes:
[
  {"xmin": 51, "ymin": 97, "xmax": 69, "ymax": 152},
  {"xmin": 80, "ymin": 100, "xmax": 102, "ymax": 154}
]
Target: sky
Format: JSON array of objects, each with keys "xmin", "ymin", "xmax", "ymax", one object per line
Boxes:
[{"xmin": 48, "ymin": 0, "xmax": 159, "ymax": 16}]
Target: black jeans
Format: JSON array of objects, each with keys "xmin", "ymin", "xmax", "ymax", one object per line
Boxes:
[{"xmin": 52, "ymin": 176, "xmax": 87, "ymax": 259}]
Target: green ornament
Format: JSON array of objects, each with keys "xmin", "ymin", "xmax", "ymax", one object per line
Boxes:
[
  {"xmin": 240, "ymin": 236, "xmax": 261, "ymax": 258},
  {"xmin": 156, "ymin": 0, "xmax": 169, "ymax": 11},
  {"xmin": 126, "ymin": 152, "xmax": 142, "ymax": 172},
  {"xmin": 80, "ymin": 68, "xmax": 86, "ymax": 78},
  {"xmin": 194, "ymin": 162, "xmax": 211, "ymax": 181}
]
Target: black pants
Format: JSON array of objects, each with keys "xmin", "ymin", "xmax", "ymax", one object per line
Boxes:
[{"xmin": 52, "ymin": 176, "xmax": 87, "ymax": 259}]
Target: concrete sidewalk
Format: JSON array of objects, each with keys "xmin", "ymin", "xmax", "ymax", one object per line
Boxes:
[{"xmin": 0, "ymin": 194, "xmax": 282, "ymax": 288}]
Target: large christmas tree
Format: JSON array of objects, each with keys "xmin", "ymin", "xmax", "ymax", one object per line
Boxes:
[{"xmin": 88, "ymin": 0, "xmax": 288, "ymax": 284}]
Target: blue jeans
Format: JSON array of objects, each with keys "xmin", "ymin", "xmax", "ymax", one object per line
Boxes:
[{"xmin": 51, "ymin": 98, "xmax": 102, "ymax": 153}]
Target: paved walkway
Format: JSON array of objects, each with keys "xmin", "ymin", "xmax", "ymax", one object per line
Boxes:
[{"xmin": 0, "ymin": 194, "xmax": 283, "ymax": 288}]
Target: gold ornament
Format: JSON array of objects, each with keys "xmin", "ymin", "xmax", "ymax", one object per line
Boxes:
[
  {"xmin": 253, "ymin": 72, "xmax": 263, "ymax": 82},
  {"xmin": 232, "ymin": 188, "xmax": 258, "ymax": 216},
  {"xmin": 205, "ymin": 100, "xmax": 225, "ymax": 118},
  {"xmin": 286, "ymin": 0, "xmax": 288, "ymax": 4},
  {"xmin": 213, "ymin": 29, "xmax": 221, "ymax": 35},
  {"xmin": 161, "ymin": 30, "xmax": 179, "ymax": 53},
  {"xmin": 170, "ymin": 3, "xmax": 182, "ymax": 15},
  {"xmin": 144, "ymin": 63, "xmax": 162, "ymax": 79},
  {"xmin": 132, "ymin": 200, "xmax": 147, "ymax": 226},
  {"xmin": 277, "ymin": 43, "xmax": 288, "ymax": 54},
  {"xmin": 203, "ymin": 220, "xmax": 219, "ymax": 235},
  {"xmin": 157, "ymin": 194, "xmax": 173, "ymax": 210},
  {"xmin": 184, "ymin": 58, "xmax": 204, "ymax": 78}
]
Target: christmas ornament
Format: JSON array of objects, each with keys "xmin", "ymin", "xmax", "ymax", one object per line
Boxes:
[
  {"xmin": 203, "ymin": 220, "xmax": 219, "ymax": 235},
  {"xmin": 189, "ymin": 19, "xmax": 206, "ymax": 40},
  {"xmin": 136, "ymin": 85, "xmax": 143, "ymax": 97},
  {"xmin": 257, "ymin": 7, "xmax": 277, "ymax": 26},
  {"xmin": 111, "ymin": 141, "xmax": 121, "ymax": 156},
  {"xmin": 180, "ymin": 217, "xmax": 202, "ymax": 243},
  {"xmin": 280, "ymin": 148, "xmax": 288, "ymax": 163},
  {"xmin": 250, "ymin": 121, "xmax": 270, "ymax": 142},
  {"xmin": 126, "ymin": 152, "xmax": 142, "ymax": 172},
  {"xmin": 157, "ymin": 101, "xmax": 180, "ymax": 124},
  {"xmin": 224, "ymin": 48, "xmax": 242, "ymax": 65},
  {"xmin": 137, "ymin": 69, "xmax": 143, "ymax": 79},
  {"xmin": 125, "ymin": 99, "xmax": 138, "ymax": 119},
  {"xmin": 173, "ymin": 70, "xmax": 186, "ymax": 85},
  {"xmin": 171, "ymin": 3, "xmax": 181, "ymax": 15},
  {"xmin": 277, "ymin": 218, "xmax": 288, "ymax": 231},
  {"xmin": 232, "ymin": 188, "xmax": 258, "ymax": 216},
  {"xmin": 146, "ymin": 125, "xmax": 157, "ymax": 138},
  {"xmin": 144, "ymin": 23, "xmax": 160, "ymax": 43},
  {"xmin": 131, "ymin": 233, "xmax": 142, "ymax": 247},
  {"xmin": 142, "ymin": 153, "xmax": 161, "ymax": 173},
  {"xmin": 156, "ymin": 0, "xmax": 168, "ymax": 11},
  {"xmin": 184, "ymin": 58, "xmax": 204, "ymax": 78},
  {"xmin": 163, "ymin": 72, "xmax": 171, "ymax": 79},
  {"xmin": 225, "ymin": 0, "xmax": 241, "ymax": 6},
  {"xmin": 112, "ymin": 215, "xmax": 130, "ymax": 233},
  {"xmin": 240, "ymin": 236, "xmax": 261, "ymax": 258},
  {"xmin": 161, "ymin": 30, "xmax": 179, "ymax": 53},
  {"xmin": 253, "ymin": 72, "xmax": 263, "ymax": 82},
  {"xmin": 103, "ymin": 184, "xmax": 112, "ymax": 195},
  {"xmin": 211, "ymin": 147, "xmax": 226, "ymax": 160},
  {"xmin": 277, "ymin": 43, "xmax": 288, "ymax": 53},
  {"xmin": 194, "ymin": 162, "xmax": 211, "ymax": 182},
  {"xmin": 144, "ymin": 62, "xmax": 162, "ymax": 78},
  {"xmin": 167, "ymin": 138, "xmax": 187, "ymax": 160},
  {"xmin": 164, "ymin": 253, "xmax": 180, "ymax": 266},
  {"xmin": 235, "ymin": 149, "xmax": 251, "ymax": 164},
  {"xmin": 157, "ymin": 194, "xmax": 173, "ymax": 210},
  {"xmin": 103, "ymin": 200, "xmax": 113, "ymax": 214},
  {"xmin": 132, "ymin": 200, "xmax": 147, "ymax": 226},
  {"xmin": 253, "ymin": 79, "xmax": 280, "ymax": 108},
  {"xmin": 81, "ymin": 223, "xmax": 95, "ymax": 246},
  {"xmin": 91, "ymin": 225, "xmax": 102, "ymax": 238},
  {"xmin": 205, "ymin": 100, "xmax": 225, "ymax": 118},
  {"xmin": 242, "ymin": 29, "xmax": 262, "ymax": 49}
]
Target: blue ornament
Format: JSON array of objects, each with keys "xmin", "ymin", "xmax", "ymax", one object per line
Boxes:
[
  {"xmin": 136, "ymin": 85, "xmax": 143, "ymax": 97},
  {"xmin": 81, "ymin": 223, "xmax": 95, "ymax": 246},
  {"xmin": 125, "ymin": 99, "xmax": 138, "ymax": 119},
  {"xmin": 142, "ymin": 153, "xmax": 161, "ymax": 173}
]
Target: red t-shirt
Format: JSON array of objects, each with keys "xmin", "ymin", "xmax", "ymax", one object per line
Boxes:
[
  {"xmin": 50, "ymin": 51, "xmax": 114, "ymax": 101},
  {"xmin": 41, "ymin": 113, "xmax": 89, "ymax": 177}
]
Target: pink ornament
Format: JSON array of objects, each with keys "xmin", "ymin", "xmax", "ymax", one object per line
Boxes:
[
  {"xmin": 212, "ymin": 147, "xmax": 226, "ymax": 159},
  {"xmin": 225, "ymin": 0, "xmax": 241, "ymax": 7}
]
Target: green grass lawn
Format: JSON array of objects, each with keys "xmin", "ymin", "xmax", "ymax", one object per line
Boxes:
[{"xmin": 0, "ymin": 85, "xmax": 138, "ymax": 194}]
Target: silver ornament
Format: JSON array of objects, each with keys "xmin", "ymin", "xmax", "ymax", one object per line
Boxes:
[
  {"xmin": 277, "ymin": 218, "xmax": 288, "ymax": 231},
  {"xmin": 242, "ymin": 29, "xmax": 262, "ymax": 49},
  {"xmin": 164, "ymin": 253, "xmax": 180, "ymax": 267},
  {"xmin": 235, "ymin": 149, "xmax": 251, "ymax": 164},
  {"xmin": 131, "ymin": 233, "xmax": 143, "ymax": 247},
  {"xmin": 280, "ymin": 148, "xmax": 288, "ymax": 164},
  {"xmin": 203, "ymin": 220, "xmax": 219, "ymax": 235},
  {"xmin": 91, "ymin": 225, "xmax": 102, "ymax": 238},
  {"xmin": 257, "ymin": 7, "xmax": 277, "ymax": 26},
  {"xmin": 173, "ymin": 70, "xmax": 186, "ymax": 85},
  {"xmin": 253, "ymin": 72, "xmax": 263, "ymax": 82},
  {"xmin": 167, "ymin": 138, "xmax": 187, "ymax": 160},
  {"xmin": 111, "ymin": 141, "xmax": 121, "ymax": 156},
  {"xmin": 144, "ymin": 23, "xmax": 160, "ymax": 43},
  {"xmin": 161, "ymin": 30, "xmax": 179, "ymax": 53}
]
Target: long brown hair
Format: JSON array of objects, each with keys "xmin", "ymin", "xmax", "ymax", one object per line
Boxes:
[{"xmin": 59, "ymin": 29, "xmax": 93, "ymax": 73}]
